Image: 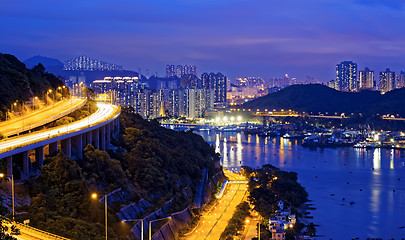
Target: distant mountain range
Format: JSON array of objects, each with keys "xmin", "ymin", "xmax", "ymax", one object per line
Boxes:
[
  {"xmin": 24, "ymin": 55, "xmax": 64, "ymax": 69},
  {"xmin": 242, "ymin": 84, "xmax": 405, "ymax": 116}
]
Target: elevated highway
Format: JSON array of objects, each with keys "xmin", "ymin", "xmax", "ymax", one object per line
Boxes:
[
  {"xmin": 7, "ymin": 221, "xmax": 70, "ymax": 240},
  {"xmin": 0, "ymin": 103, "xmax": 120, "ymax": 176},
  {"xmin": 0, "ymin": 98, "xmax": 86, "ymax": 138}
]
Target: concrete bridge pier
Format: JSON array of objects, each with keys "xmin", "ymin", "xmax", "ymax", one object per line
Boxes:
[
  {"xmin": 49, "ymin": 142, "xmax": 58, "ymax": 156},
  {"xmin": 1, "ymin": 108, "xmax": 120, "ymax": 179},
  {"xmin": 86, "ymin": 131, "xmax": 93, "ymax": 147},
  {"xmin": 35, "ymin": 146, "xmax": 44, "ymax": 170},
  {"xmin": 72, "ymin": 134, "xmax": 83, "ymax": 159},
  {"xmin": 61, "ymin": 138, "xmax": 71, "ymax": 158},
  {"xmin": 81, "ymin": 134, "xmax": 87, "ymax": 150},
  {"xmin": 93, "ymin": 128, "xmax": 100, "ymax": 149},
  {"xmin": 100, "ymin": 126, "xmax": 106, "ymax": 150},
  {"xmin": 22, "ymin": 151, "xmax": 29, "ymax": 175},
  {"xmin": 7, "ymin": 156, "xmax": 13, "ymax": 176},
  {"xmin": 106, "ymin": 123, "xmax": 111, "ymax": 150}
]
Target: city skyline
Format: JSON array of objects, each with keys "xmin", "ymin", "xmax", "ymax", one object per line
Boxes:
[{"xmin": 1, "ymin": 0, "xmax": 405, "ymax": 82}]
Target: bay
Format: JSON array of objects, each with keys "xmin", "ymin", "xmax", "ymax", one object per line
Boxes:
[{"xmin": 197, "ymin": 131, "xmax": 405, "ymax": 239}]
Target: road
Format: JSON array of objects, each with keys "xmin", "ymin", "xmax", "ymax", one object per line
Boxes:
[
  {"xmin": 0, "ymin": 98, "xmax": 86, "ymax": 137},
  {"xmin": 184, "ymin": 170, "xmax": 248, "ymax": 240},
  {"xmin": 6, "ymin": 221, "xmax": 69, "ymax": 240},
  {"xmin": 0, "ymin": 103, "xmax": 119, "ymax": 154},
  {"xmin": 241, "ymin": 211, "xmax": 261, "ymax": 240}
]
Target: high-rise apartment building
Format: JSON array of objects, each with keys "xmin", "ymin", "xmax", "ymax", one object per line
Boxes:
[
  {"xmin": 396, "ymin": 71, "xmax": 405, "ymax": 89},
  {"xmin": 327, "ymin": 80, "xmax": 339, "ymax": 90},
  {"xmin": 379, "ymin": 68, "xmax": 396, "ymax": 94},
  {"xmin": 64, "ymin": 56, "xmax": 122, "ymax": 71},
  {"xmin": 182, "ymin": 88, "xmax": 213, "ymax": 118},
  {"xmin": 166, "ymin": 65, "xmax": 197, "ymax": 78},
  {"xmin": 201, "ymin": 73, "xmax": 210, "ymax": 89},
  {"xmin": 358, "ymin": 67, "xmax": 374, "ymax": 90},
  {"xmin": 184, "ymin": 65, "xmax": 197, "ymax": 75},
  {"xmin": 166, "ymin": 65, "xmax": 176, "ymax": 78},
  {"xmin": 336, "ymin": 61, "xmax": 357, "ymax": 92},
  {"xmin": 91, "ymin": 76, "xmax": 148, "ymax": 115},
  {"xmin": 200, "ymin": 73, "xmax": 227, "ymax": 106},
  {"xmin": 181, "ymin": 74, "xmax": 200, "ymax": 88},
  {"xmin": 92, "ymin": 77, "xmax": 213, "ymax": 119}
]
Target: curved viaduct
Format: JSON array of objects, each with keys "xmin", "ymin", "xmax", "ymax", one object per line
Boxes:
[{"xmin": 0, "ymin": 103, "xmax": 121, "ymax": 177}]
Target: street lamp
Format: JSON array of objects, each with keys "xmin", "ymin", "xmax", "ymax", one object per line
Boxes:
[
  {"xmin": 149, "ymin": 216, "xmax": 171, "ymax": 240},
  {"xmin": 11, "ymin": 101, "xmax": 17, "ymax": 113},
  {"xmin": 33, "ymin": 96, "xmax": 38, "ymax": 110},
  {"xmin": 246, "ymin": 219, "xmax": 260, "ymax": 240},
  {"xmin": 91, "ymin": 193, "xmax": 108, "ymax": 240},
  {"xmin": 48, "ymin": 89, "xmax": 56, "ymax": 115},
  {"xmin": 122, "ymin": 219, "xmax": 144, "ymax": 240},
  {"xmin": 0, "ymin": 173, "xmax": 14, "ymax": 221}
]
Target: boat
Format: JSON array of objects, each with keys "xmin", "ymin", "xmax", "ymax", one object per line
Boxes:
[
  {"xmin": 353, "ymin": 141, "xmax": 376, "ymax": 149},
  {"xmin": 283, "ymin": 132, "xmax": 306, "ymax": 139},
  {"xmin": 217, "ymin": 126, "xmax": 241, "ymax": 132}
]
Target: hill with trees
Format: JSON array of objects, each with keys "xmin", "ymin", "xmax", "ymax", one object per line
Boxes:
[
  {"xmin": 10, "ymin": 108, "xmax": 220, "ymax": 240},
  {"xmin": 242, "ymin": 84, "xmax": 405, "ymax": 116},
  {"xmin": 0, "ymin": 53, "xmax": 65, "ymax": 120}
]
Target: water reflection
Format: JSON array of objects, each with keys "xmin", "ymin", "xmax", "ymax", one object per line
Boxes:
[
  {"xmin": 237, "ymin": 133, "xmax": 242, "ymax": 166},
  {"xmin": 373, "ymin": 148, "xmax": 381, "ymax": 170},
  {"xmin": 223, "ymin": 137, "xmax": 228, "ymax": 167},
  {"xmin": 196, "ymin": 131, "xmax": 405, "ymax": 239}
]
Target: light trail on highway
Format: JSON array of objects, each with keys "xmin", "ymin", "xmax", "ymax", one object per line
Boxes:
[
  {"xmin": 0, "ymin": 98, "xmax": 86, "ymax": 137},
  {"xmin": 184, "ymin": 170, "xmax": 248, "ymax": 240},
  {"xmin": 0, "ymin": 103, "xmax": 118, "ymax": 154}
]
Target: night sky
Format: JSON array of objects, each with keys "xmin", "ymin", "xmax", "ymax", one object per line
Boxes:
[{"xmin": 1, "ymin": 0, "xmax": 404, "ymax": 82}]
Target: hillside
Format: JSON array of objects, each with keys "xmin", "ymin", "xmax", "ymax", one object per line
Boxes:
[
  {"xmin": 15, "ymin": 109, "xmax": 220, "ymax": 240},
  {"xmin": 23, "ymin": 55, "xmax": 64, "ymax": 69},
  {"xmin": 0, "ymin": 53, "xmax": 64, "ymax": 118},
  {"xmin": 242, "ymin": 84, "xmax": 405, "ymax": 116}
]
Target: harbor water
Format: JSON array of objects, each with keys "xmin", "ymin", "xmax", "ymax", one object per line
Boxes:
[{"xmin": 197, "ymin": 131, "xmax": 405, "ymax": 239}]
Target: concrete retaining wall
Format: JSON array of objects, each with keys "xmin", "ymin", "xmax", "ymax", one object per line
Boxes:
[{"xmin": 151, "ymin": 207, "xmax": 194, "ymax": 240}]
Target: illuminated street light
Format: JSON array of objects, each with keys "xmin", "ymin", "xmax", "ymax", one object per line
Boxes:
[
  {"xmin": 0, "ymin": 173, "xmax": 14, "ymax": 221},
  {"xmin": 122, "ymin": 219, "xmax": 144, "ymax": 240},
  {"xmin": 246, "ymin": 219, "xmax": 261, "ymax": 240},
  {"xmin": 92, "ymin": 193, "xmax": 108, "ymax": 240}
]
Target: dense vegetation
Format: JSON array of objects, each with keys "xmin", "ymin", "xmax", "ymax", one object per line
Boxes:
[
  {"xmin": 53, "ymin": 100, "xmax": 98, "ymax": 127},
  {"xmin": 0, "ymin": 53, "xmax": 65, "ymax": 120},
  {"xmin": 243, "ymin": 84, "xmax": 405, "ymax": 116},
  {"xmin": 117, "ymin": 109, "xmax": 219, "ymax": 194},
  {"xmin": 220, "ymin": 201, "xmax": 251, "ymax": 240},
  {"xmin": 241, "ymin": 164, "xmax": 310, "ymax": 239},
  {"xmin": 243, "ymin": 164, "xmax": 308, "ymax": 216},
  {"xmin": 11, "ymin": 108, "xmax": 219, "ymax": 239}
]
